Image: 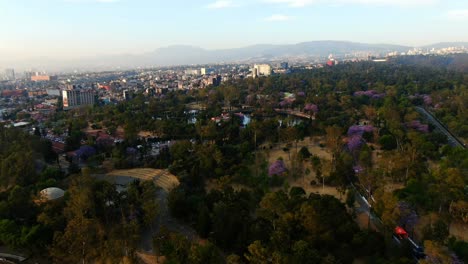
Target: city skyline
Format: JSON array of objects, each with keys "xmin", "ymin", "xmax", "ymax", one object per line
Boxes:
[{"xmin": 1, "ymin": 0, "xmax": 467, "ymax": 63}]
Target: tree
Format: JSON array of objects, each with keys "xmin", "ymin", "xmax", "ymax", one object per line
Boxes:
[
  {"xmin": 124, "ymin": 121, "xmax": 138, "ymax": 144},
  {"xmin": 325, "ymin": 126, "xmax": 342, "ymax": 170},
  {"xmin": 420, "ymin": 240, "xmax": 454, "ymax": 264},
  {"xmin": 449, "ymin": 200, "xmax": 468, "ymax": 223},
  {"xmin": 1, "ymin": 151, "xmax": 35, "ymax": 187},
  {"xmin": 258, "ymin": 191, "xmax": 288, "ymax": 231},
  {"xmin": 433, "ymin": 168, "xmax": 465, "ymax": 213},
  {"xmin": 221, "ymin": 86, "xmax": 240, "ymax": 111},
  {"xmin": 7, "ymin": 185, "xmax": 35, "ymax": 221},
  {"xmin": 196, "ymin": 205, "xmax": 211, "ymax": 238},
  {"xmin": 50, "ymin": 171, "xmax": 105, "ymax": 263},
  {"xmin": 379, "ymin": 135, "xmax": 397, "ymax": 150},
  {"xmin": 0, "ymin": 219, "xmax": 21, "ymax": 248},
  {"xmin": 141, "ymin": 181, "xmax": 159, "ymax": 230},
  {"xmin": 298, "ymin": 146, "xmax": 311, "ymax": 160},
  {"xmin": 245, "ymin": 240, "xmax": 269, "ymax": 264},
  {"xmin": 375, "ymin": 190, "xmax": 399, "ymax": 228},
  {"xmin": 291, "ymin": 240, "xmax": 320, "ymax": 264},
  {"xmin": 268, "ymin": 160, "xmax": 287, "ymax": 177},
  {"xmin": 188, "ymin": 242, "xmax": 224, "ymax": 264}
]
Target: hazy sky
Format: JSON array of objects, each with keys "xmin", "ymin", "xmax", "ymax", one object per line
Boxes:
[{"xmin": 0, "ymin": 0, "xmax": 467, "ymax": 61}]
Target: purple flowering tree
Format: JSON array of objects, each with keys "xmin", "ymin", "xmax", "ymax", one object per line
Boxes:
[
  {"xmin": 75, "ymin": 145, "xmax": 96, "ymax": 161},
  {"xmin": 268, "ymin": 159, "xmax": 287, "ymax": 176},
  {"xmin": 423, "ymin": 95, "xmax": 433, "ymax": 106},
  {"xmin": 96, "ymin": 135, "xmax": 114, "ymax": 148},
  {"xmin": 347, "ymin": 125, "xmax": 374, "ymax": 137},
  {"xmin": 279, "ymin": 100, "xmax": 288, "ymax": 108},
  {"xmin": 354, "ymin": 90, "xmax": 386, "ymax": 99},
  {"xmin": 406, "ymin": 120, "xmax": 429, "ymax": 133},
  {"xmin": 304, "ymin": 103, "xmax": 319, "ymax": 113},
  {"xmin": 347, "ymin": 125, "xmax": 374, "ymax": 161},
  {"xmin": 398, "ymin": 201, "xmax": 418, "ymax": 234},
  {"xmin": 347, "ymin": 135, "xmax": 364, "ymax": 152},
  {"xmin": 126, "ymin": 147, "xmax": 138, "ymax": 155}
]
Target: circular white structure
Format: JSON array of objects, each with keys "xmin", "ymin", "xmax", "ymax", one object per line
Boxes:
[{"xmin": 39, "ymin": 187, "xmax": 65, "ymax": 201}]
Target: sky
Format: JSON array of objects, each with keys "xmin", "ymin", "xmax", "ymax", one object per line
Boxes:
[{"xmin": 0, "ymin": 0, "xmax": 467, "ymax": 61}]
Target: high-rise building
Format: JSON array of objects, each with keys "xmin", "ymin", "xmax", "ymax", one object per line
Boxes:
[
  {"xmin": 4, "ymin": 69, "xmax": 15, "ymax": 81},
  {"xmin": 62, "ymin": 87, "xmax": 96, "ymax": 109},
  {"xmin": 253, "ymin": 64, "xmax": 272, "ymax": 76},
  {"xmin": 280, "ymin": 62, "xmax": 289, "ymax": 69},
  {"xmin": 201, "ymin": 68, "xmax": 215, "ymax": 75},
  {"xmin": 123, "ymin": 90, "xmax": 129, "ymax": 100},
  {"xmin": 185, "ymin": 69, "xmax": 200, "ymax": 75},
  {"xmin": 252, "ymin": 68, "xmax": 258, "ymax": 78},
  {"xmin": 24, "ymin": 71, "xmax": 34, "ymax": 80},
  {"xmin": 213, "ymin": 75, "xmax": 222, "ymax": 87}
]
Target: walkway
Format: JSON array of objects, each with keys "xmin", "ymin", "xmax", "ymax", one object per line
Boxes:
[
  {"xmin": 415, "ymin": 107, "xmax": 465, "ymax": 148},
  {"xmin": 274, "ymin": 108, "xmax": 314, "ymax": 120}
]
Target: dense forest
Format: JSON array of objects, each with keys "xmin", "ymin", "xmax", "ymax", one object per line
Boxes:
[{"xmin": 0, "ymin": 58, "xmax": 467, "ymax": 263}]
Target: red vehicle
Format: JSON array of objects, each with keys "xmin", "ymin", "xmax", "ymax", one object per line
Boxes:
[
  {"xmin": 394, "ymin": 226, "xmax": 409, "ymax": 240},
  {"xmin": 393, "ymin": 226, "xmax": 426, "ymax": 260}
]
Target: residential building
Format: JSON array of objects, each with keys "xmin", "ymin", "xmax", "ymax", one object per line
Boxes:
[
  {"xmin": 185, "ymin": 69, "xmax": 200, "ymax": 75},
  {"xmin": 253, "ymin": 64, "xmax": 272, "ymax": 76},
  {"xmin": 123, "ymin": 90, "xmax": 131, "ymax": 100},
  {"xmin": 31, "ymin": 75, "xmax": 58, "ymax": 82},
  {"xmin": 62, "ymin": 88, "xmax": 96, "ymax": 109},
  {"xmin": 201, "ymin": 68, "xmax": 215, "ymax": 75},
  {"xmin": 252, "ymin": 68, "xmax": 258, "ymax": 78}
]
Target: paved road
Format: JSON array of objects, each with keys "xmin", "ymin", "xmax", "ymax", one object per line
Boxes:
[
  {"xmin": 415, "ymin": 107, "xmax": 465, "ymax": 148},
  {"xmin": 352, "ymin": 186, "xmax": 384, "ymax": 231},
  {"xmin": 0, "ymin": 252, "xmax": 26, "ymax": 263}
]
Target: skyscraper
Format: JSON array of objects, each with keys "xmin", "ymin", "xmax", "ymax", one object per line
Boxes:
[{"xmin": 4, "ymin": 69, "xmax": 15, "ymax": 81}]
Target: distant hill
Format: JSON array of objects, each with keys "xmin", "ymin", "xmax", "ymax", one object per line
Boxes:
[
  {"xmin": 3, "ymin": 41, "xmax": 468, "ymax": 71},
  {"xmin": 137, "ymin": 41, "xmax": 411, "ymax": 66},
  {"xmin": 81, "ymin": 41, "xmax": 412, "ymax": 69}
]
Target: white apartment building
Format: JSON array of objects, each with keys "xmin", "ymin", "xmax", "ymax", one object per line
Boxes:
[
  {"xmin": 253, "ymin": 64, "xmax": 272, "ymax": 77},
  {"xmin": 62, "ymin": 89, "xmax": 96, "ymax": 109}
]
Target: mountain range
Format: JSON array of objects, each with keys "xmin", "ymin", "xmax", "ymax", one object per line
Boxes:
[{"xmin": 4, "ymin": 41, "xmax": 468, "ymax": 71}]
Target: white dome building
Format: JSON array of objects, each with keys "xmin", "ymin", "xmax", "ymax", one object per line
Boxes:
[{"xmin": 39, "ymin": 187, "xmax": 65, "ymax": 201}]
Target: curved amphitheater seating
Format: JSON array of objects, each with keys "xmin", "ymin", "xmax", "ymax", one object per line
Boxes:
[{"xmin": 107, "ymin": 168, "xmax": 180, "ymax": 192}]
